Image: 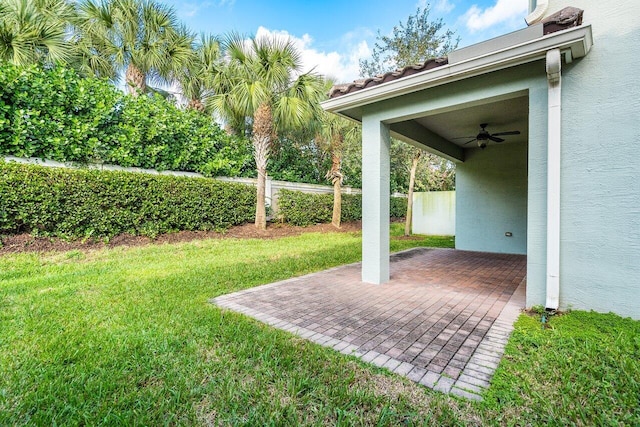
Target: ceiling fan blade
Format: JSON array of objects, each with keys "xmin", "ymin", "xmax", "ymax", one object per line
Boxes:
[
  {"xmin": 463, "ymin": 139, "xmax": 477, "ymax": 145},
  {"xmin": 489, "ymin": 136, "xmax": 505, "ymax": 143},
  {"xmin": 452, "ymin": 136, "xmax": 476, "ymax": 140},
  {"xmin": 492, "ymin": 130, "xmax": 521, "ymax": 136}
]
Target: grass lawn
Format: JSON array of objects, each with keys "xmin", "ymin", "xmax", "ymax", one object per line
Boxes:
[{"xmin": 1, "ymin": 224, "xmax": 638, "ymax": 425}]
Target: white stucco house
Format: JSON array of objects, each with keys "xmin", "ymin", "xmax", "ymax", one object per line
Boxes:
[{"xmin": 322, "ymin": 0, "xmax": 639, "ymax": 319}]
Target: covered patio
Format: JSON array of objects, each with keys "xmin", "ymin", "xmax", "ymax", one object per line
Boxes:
[
  {"xmin": 213, "ymin": 248, "xmax": 526, "ymax": 400},
  {"xmin": 321, "ymin": 9, "xmax": 592, "ymax": 315}
]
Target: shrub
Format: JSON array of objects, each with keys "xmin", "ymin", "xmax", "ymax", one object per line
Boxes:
[
  {"xmin": 0, "ymin": 64, "xmax": 254, "ymax": 177},
  {"xmin": 277, "ymin": 189, "xmax": 406, "ymax": 226},
  {"xmin": 276, "ymin": 191, "xmax": 333, "ymax": 226},
  {"xmin": 0, "ymin": 161, "xmax": 255, "ymax": 238},
  {"xmin": 390, "ymin": 196, "xmax": 408, "ymax": 218}
]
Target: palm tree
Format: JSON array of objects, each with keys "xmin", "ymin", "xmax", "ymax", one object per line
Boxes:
[
  {"xmin": 177, "ymin": 33, "xmax": 221, "ymax": 112},
  {"xmin": 76, "ymin": 0, "xmax": 193, "ymax": 95},
  {"xmin": 0, "ymin": 0, "xmax": 75, "ymax": 66},
  {"xmin": 316, "ymin": 110, "xmax": 360, "ymax": 228},
  {"xmin": 209, "ymin": 33, "xmax": 325, "ymax": 229}
]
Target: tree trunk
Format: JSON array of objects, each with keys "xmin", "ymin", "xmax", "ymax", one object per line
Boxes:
[
  {"xmin": 125, "ymin": 63, "xmax": 146, "ymax": 97},
  {"xmin": 404, "ymin": 151, "xmax": 421, "ymax": 236},
  {"xmin": 255, "ymin": 164, "xmax": 267, "ymax": 229},
  {"xmin": 326, "ymin": 135, "xmax": 343, "ymax": 229},
  {"xmin": 253, "ymin": 103, "xmax": 273, "ymax": 230},
  {"xmin": 331, "ymin": 162, "xmax": 342, "ymax": 228},
  {"xmin": 188, "ymin": 98, "xmax": 205, "ymax": 112}
]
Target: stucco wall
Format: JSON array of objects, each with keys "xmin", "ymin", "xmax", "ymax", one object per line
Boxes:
[
  {"xmin": 456, "ymin": 143, "xmax": 528, "ymax": 254},
  {"xmin": 412, "ymin": 191, "xmax": 456, "ymax": 235},
  {"xmin": 527, "ymin": 0, "xmax": 640, "ymax": 318}
]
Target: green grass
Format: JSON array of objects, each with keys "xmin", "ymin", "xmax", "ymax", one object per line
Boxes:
[
  {"xmin": 0, "ymin": 227, "xmax": 638, "ymax": 425},
  {"xmin": 485, "ymin": 311, "xmax": 640, "ymax": 426}
]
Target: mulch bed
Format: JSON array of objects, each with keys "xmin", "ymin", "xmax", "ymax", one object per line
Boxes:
[{"xmin": 0, "ymin": 221, "xmax": 364, "ymax": 256}]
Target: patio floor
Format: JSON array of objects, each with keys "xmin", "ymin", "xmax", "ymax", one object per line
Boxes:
[{"xmin": 211, "ymin": 247, "xmax": 527, "ymax": 400}]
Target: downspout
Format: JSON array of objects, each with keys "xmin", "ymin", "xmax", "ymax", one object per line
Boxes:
[
  {"xmin": 526, "ymin": 0, "xmax": 549, "ymax": 25},
  {"xmin": 545, "ymin": 48, "xmax": 561, "ymax": 310}
]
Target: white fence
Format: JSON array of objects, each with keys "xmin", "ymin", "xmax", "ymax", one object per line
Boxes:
[
  {"xmin": 412, "ymin": 191, "xmax": 456, "ymax": 235},
  {"xmin": 214, "ymin": 176, "xmax": 360, "ymax": 213},
  {"xmin": 2, "ymin": 156, "xmax": 361, "ymax": 214}
]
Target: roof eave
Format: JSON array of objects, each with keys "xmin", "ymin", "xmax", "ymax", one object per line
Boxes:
[{"xmin": 321, "ymin": 25, "xmax": 593, "ymax": 118}]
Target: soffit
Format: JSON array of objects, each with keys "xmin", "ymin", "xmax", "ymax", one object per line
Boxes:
[{"xmin": 414, "ymin": 96, "xmax": 529, "ymax": 148}]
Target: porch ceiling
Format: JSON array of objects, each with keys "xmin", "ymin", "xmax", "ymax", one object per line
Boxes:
[
  {"xmin": 411, "ymin": 95, "xmax": 529, "ymax": 149},
  {"xmin": 383, "ymin": 94, "xmax": 529, "ymax": 161}
]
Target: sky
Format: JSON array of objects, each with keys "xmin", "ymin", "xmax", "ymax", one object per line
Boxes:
[{"xmin": 163, "ymin": 0, "xmax": 530, "ymax": 83}]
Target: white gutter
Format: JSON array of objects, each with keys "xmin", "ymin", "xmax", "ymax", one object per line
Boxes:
[
  {"xmin": 525, "ymin": 0, "xmax": 549, "ymax": 25},
  {"xmin": 545, "ymin": 48, "xmax": 561, "ymax": 310},
  {"xmin": 322, "ymin": 25, "xmax": 592, "ymax": 116}
]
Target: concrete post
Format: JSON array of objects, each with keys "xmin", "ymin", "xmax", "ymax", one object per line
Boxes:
[{"xmin": 361, "ymin": 116, "xmax": 391, "ymax": 284}]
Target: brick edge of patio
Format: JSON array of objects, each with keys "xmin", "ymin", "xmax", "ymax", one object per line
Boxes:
[{"xmin": 211, "ymin": 252, "xmax": 526, "ymax": 402}]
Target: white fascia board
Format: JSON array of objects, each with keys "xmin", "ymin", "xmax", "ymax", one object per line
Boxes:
[{"xmin": 321, "ymin": 25, "xmax": 592, "ymax": 117}]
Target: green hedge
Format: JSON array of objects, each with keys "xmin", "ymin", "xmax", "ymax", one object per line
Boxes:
[
  {"xmin": 390, "ymin": 197, "xmax": 408, "ymax": 218},
  {"xmin": 0, "ymin": 64, "xmax": 254, "ymax": 177},
  {"xmin": 0, "ymin": 162, "xmax": 256, "ymax": 238},
  {"xmin": 277, "ymin": 189, "xmax": 407, "ymax": 226}
]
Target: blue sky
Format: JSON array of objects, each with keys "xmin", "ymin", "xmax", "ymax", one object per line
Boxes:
[{"xmin": 163, "ymin": 0, "xmax": 529, "ymax": 82}]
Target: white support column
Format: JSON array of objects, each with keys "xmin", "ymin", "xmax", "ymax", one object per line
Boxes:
[
  {"xmin": 545, "ymin": 48, "xmax": 561, "ymax": 309},
  {"xmin": 361, "ymin": 116, "xmax": 391, "ymax": 284}
]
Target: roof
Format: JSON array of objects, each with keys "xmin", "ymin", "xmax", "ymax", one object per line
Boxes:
[{"xmin": 328, "ymin": 6, "xmax": 584, "ymax": 100}]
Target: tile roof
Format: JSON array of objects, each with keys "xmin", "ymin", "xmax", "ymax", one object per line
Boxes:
[
  {"xmin": 328, "ymin": 6, "xmax": 584, "ymax": 100},
  {"xmin": 328, "ymin": 57, "xmax": 448, "ymax": 99}
]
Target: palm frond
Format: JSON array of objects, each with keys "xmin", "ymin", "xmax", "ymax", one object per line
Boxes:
[{"xmin": 0, "ymin": 0, "xmax": 74, "ymax": 66}]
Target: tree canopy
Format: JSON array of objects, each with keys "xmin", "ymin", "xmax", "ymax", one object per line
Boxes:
[
  {"xmin": 76, "ymin": 0, "xmax": 193, "ymax": 94},
  {"xmin": 359, "ymin": 6, "xmax": 459, "ymax": 77},
  {"xmin": 0, "ymin": 0, "xmax": 76, "ymax": 66}
]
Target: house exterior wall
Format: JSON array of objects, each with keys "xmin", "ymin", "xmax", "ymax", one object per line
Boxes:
[
  {"xmin": 456, "ymin": 143, "xmax": 528, "ymax": 254},
  {"xmin": 525, "ymin": 0, "xmax": 640, "ymax": 318}
]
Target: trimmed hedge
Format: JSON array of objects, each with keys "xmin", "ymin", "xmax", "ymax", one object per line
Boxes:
[
  {"xmin": 390, "ymin": 197, "xmax": 408, "ymax": 219},
  {"xmin": 277, "ymin": 189, "xmax": 407, "ymax": 226},
  {"xmin": 0, "ymin": 162, "xmax": 256, "ymax": 238}
]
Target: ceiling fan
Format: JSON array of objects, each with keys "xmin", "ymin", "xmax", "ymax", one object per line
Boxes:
[{"xmin": 453, "ymin": 123, "xmax": 521, "ymax": 149}]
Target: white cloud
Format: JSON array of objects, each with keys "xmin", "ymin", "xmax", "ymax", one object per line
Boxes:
[
  {"xmin": 462, "ymin": 0, "xmax": 528, "ymax": 33},
  {"xmin": 416, "ymin": 0, "xmax": 454, "ymax": 13},
  {"xmin": 432, "ymin": 0, "xmax": 455, "ymax": 14},
  {"xmin": 255, "ymin": 26, "xmax": 370, "ymax": 83}
]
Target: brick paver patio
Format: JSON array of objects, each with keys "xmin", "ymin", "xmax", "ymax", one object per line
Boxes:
[{"xmin": 212, "ymin": 247, "xmax": 526, "ymax": 400}]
